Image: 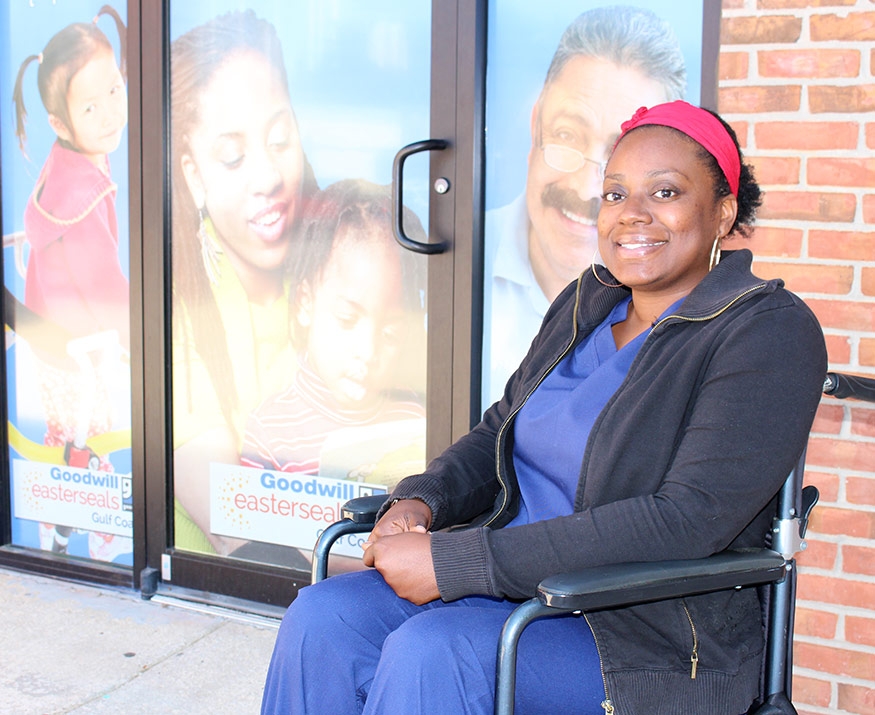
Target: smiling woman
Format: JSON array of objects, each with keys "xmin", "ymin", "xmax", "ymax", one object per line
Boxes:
[
  {"xmin": 260, "ymin": 102, "xmax": 826, "ymax": 715},
  {"xmin": 169, "ymin": 10, "xmax": 317, "ymax": 555}
]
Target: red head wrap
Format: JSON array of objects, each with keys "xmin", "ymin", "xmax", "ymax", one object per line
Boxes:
[{"xmin": 618, "ymin": 101, "xmax": 740, "ymax": 197}]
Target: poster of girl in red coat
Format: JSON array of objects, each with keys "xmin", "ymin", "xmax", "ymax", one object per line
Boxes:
[{"xmin": 1, "ymin": 2, "xmax": 133, "ymax": 564}]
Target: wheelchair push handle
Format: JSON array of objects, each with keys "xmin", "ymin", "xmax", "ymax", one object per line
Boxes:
[{"xmin": 823, "ymin": 371, "xmax": 875, "ymax": 401}]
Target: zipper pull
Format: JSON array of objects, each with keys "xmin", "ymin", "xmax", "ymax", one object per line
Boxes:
[
  {"xmin": 601, "ymin": 699, "xmax": 615, "ymax": 714},
  {"xmin": 690, "ymin": 651, "xmax": 699, "ymax": 679}
]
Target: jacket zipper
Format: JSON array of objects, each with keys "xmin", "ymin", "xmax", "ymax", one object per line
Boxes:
[
  {"xmin": 584, "ymin": 613, "xmax": 615, "ymax": 714},
  {"xmin": 482, "ymin": 275, "xmax": 585, "ymax": 528},
  {"xmin": 682, "ymin": 600, "xmax": 699, "ymax": 679},
  {"xmin": 488, "ymin": 278, "xmax": 765, "ymax": 703},
  {"xmin": 651, "ymin": 283, "xmax": 767, "ymax": 331}
]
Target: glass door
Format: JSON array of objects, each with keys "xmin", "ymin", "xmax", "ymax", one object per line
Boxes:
[{"xmin": 139, "ymin": 0, "xmax": 482, "ymax": 606}]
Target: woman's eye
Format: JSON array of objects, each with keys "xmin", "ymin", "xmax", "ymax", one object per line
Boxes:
[
  {"xmin": 216, "ymin": 139, "xmax": 245, "ymax": 169},
  {"xmin": 267, "ymin": 123, "xmax": 291, "ymax": 151},
  {"xmin": 602, "ymin": 190, "xmax": 624, "ymax": 203},
  {"xmin": 654, "ymin": 188, "xmax": 677, "ymax": 199},
  {"xmin": 220, "ymin": 155, "xmax": 244, "ymax": 170}
]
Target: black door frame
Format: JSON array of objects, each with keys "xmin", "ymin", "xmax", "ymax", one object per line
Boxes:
[{"xmin": 135, "ymin": 0, "xmax": 487, "ymax": 608}]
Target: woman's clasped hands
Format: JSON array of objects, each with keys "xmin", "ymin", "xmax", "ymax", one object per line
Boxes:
[{"xmin": 362, "ymin": 499, "xmax": 439, "ymax": 605}]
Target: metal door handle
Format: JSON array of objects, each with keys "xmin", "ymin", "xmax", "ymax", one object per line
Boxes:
[{"xmin": 392, "ymin": 139, "xmax": 449, "ymax": 254}]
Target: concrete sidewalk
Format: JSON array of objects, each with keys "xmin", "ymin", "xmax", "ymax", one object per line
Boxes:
[{"xmin": 0, "ymin": 567, "xmax": 281, "ymax": 714}]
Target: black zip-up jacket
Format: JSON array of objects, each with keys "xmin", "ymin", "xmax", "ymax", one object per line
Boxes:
[{"xmin": 389, "ymin": 249, "xmax": 826, "ymax": 713}]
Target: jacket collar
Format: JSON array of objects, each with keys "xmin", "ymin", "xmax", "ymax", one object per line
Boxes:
[{"xmin": 577, "ymin": 249, "xmax": 780, "ymax": 329}]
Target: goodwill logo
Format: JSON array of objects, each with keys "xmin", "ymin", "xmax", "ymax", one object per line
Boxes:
[
  {"xmin": 12, "ymin": 459, "xmax": 133, "ymax": 536},
  {"xmin": 210, "ymin": 464, "xmax": 387, "ymax": 556}
]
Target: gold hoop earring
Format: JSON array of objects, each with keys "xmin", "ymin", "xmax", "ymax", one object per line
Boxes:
[
  {"xmin": 198, "ymin": 207, "xmax": 223, "ymax": 285},
  {"xmin": 590, "ymin": 250, "xmax": 624, "ymax": 288},
  {"xmin": 709, "ymin": 236, "xmax": 722, "ymax": 271}
]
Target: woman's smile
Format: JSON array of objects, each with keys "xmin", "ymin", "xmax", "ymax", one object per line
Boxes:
[{"xmin": 249, "ymin": 200, "xmax": 290, "ymax": 243}]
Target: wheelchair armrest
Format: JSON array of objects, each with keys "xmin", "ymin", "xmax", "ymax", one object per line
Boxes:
[
  {"xmin": 537, "ymin": 549, "xmax": 788, "ymax": 612},
  {"xmin": 341, "ymin": 494, "xmax": 390, "ymax": 524},
  {"xmin": 310, "ymin": 494, "xmax": 389, "ymax": 583}
]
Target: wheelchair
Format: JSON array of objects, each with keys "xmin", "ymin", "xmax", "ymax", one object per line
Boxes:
[{"xmin": 311, "ymin": 371, "xmax": 875, "ymax": 715}]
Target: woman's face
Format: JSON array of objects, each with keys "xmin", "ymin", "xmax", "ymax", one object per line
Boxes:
[
  {"xmin": 181, "ymin": 51, "xmax": 304, "ymax": 292},
  {"xmin": 597, "ymin": 126, "xmax": 736, "ymax": 300}
]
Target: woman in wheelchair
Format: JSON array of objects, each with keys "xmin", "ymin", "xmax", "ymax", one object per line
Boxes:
[{"xmin": 261, "ymin": 102, "xmax": 827, "ymax": 714}]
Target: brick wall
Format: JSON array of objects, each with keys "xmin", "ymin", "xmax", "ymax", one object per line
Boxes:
[{"xmin": 719, "ymin": 1, "xmax": 875, "ymax": 713}]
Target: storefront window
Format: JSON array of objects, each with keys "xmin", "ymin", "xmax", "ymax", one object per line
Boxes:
[
  {"xmin": 1, "ymin": 1, "xmax": 133, "ymax": 564},
  {"xmin": 168, "ymin": 1, "xmax": 430, "ymax": 569}
]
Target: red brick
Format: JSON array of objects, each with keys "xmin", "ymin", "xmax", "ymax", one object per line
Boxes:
[
  {"xmin": 810, "ymin": 11, "xmax": 875, "ymax": 42},
  {"xmin": 861, "ymin": 339, "xmax": 875, "ymax": 367},
  {"xmin": 863, "ymin": 195, "xmax": 875, "ymax": 224},
  {"xmin": 719, "ymin": 51, "xmax": 749, "ymax": 81},
  {"xmin": 811, "ymin": 403, "xmax": 844, "ymax": 436},
  {"xmin": 804, "ymin": 299, "xmax": 875, "ymax": 332},
  {"xmin": 862, "ymin": 267, "xmax": 875, "ymax": 297},
  {"xmin": 720, "ymin": 85, "xmax": 802, "ymax": 113},
  {"xmin": 809, "ymin": 158, "xmax": 875, "ymax": 188},
  {"xmin": 824, "ymin": 334, "xmax": 851, "ymax": 364},
  {"xmin": 748, "ymin": 226, "xmax": 804, "ymax": 257},
  {"xmin": 867, "ymin": 123, "xmax": 875, "ymax": 149},
  {"xmin": 804, "ymin": 470, "xmax": 839, "ymax": 502},
  {"xmin": 755, "ymin": 121, "xmax": 858, "ymax": 150},
  {"xmin": 810, "ymin": 85, "xmax": 875, "ymax": 114},
  {"xmin": 851, "ymin": 406, "xmax": 875, "ymax": 438},
  {"xmin": 750, "ymin": 261, "xmax": 852, "ymax": 294},
  {"xmin": 797, "ymin": 572, "xmax": 875, "ymax": 611},
  {"xmin": 847, "ymin": 476, "xmax": 875, "ymax": 506},
  {"xmin": 791, "ymin": 674, "xmax": 832, "ymax": 709},
  {"xmin": 797, "ymin": 538, "xmax": 838, "ymax": 570},
  {"xmin": 728, "ymin": 120, "xmax": 750, "ymax": 149},
  {"xmin": 747, "ymin": 155, "xmax": 800, "ymax": 185},
  {"xmin": 794, "ymin": 640, "xmax": 875, "ymax": 679},
  {"xmin": 721, "ymin": 16, "xmax": 803, "ymax": 44},
  {"xmin": 845, "ymin": 615, "xmax": 875, "ymax": 648},
  {"xmin": 838, "ymin": 681, "xmax": 875, "ymax": 715},
  {"xmin": 796, "ymin": 606, "xmax": 839, "ymax": 639},
  {"xmin": 759, "ymin": 192, "xmax": 856, "ymax": 223},
  {"xmin": 810, "ymin": 230, "xmax": 875, "ymax": 261},
  {"xmin": 844, "ymin": 545, "xmax": 875, "ymax": 577},
  {"xmin": 808, "ymin": 506, "xmax": 875, "ymax": 538},
  {"xmin": 759, "ymin": 49, "xmax": 860, "ymax": 79},
  {"xmin": 760, "ymin": 0, "xmax": 856, "ymax": 7}
]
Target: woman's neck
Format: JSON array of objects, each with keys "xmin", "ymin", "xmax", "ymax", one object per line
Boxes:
[
  {"xmin": 612, "ymin": 289, "xmax": 691, "ymax": 350},
  {"xmin": 233, "ymin": 261, "xmax": 284, "ymax": 306}
]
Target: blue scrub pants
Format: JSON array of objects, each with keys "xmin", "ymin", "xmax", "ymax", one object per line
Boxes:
[{"xmin": 260, "ymin": 569, "xmax": 604, "ymax": 714}]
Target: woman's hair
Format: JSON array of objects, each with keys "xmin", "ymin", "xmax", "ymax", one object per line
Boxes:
[
  {"xmin": 699, "ymin": 110, "xmax": 762, "ymax": 238},
  {"xmin": 170, "ymin": 10, "xmax": 316, "ymax": 435},
  {"xmin": 289, "ymin": 179, "xmax": 427, "ymax": 348},
  {"xmin": 12, "ymin": 4, "xmax": 126, "ymax": 155}
]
